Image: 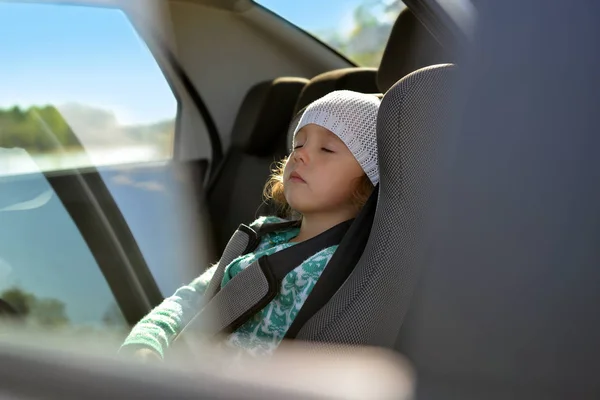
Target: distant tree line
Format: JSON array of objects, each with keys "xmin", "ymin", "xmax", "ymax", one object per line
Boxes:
[
  {"xmin": 0, "ymin": 104, "xmax": 174, "ymax": 157},
  {"xmin": 323, "ymin": 0, "xmax": 405, "ymax": 67},
  {"xmin": 0, "ymin": 286, "xmax": 69, "ymax": 326},
  {"xmin": 0, "ymin": 105, "xmax": 80, "ymax": 153},
  {"xmin": 0, "ymin": 286, "xmax": 128, "ymax": 331}
]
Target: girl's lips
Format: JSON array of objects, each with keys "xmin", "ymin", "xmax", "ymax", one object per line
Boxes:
[{"xmin": 290, "ymin": 171, "xmax": 306, "ymax": 183}]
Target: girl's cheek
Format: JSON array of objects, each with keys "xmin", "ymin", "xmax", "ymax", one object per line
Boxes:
[{"xmin": 282, "ymin": 160, "xmax": 292, "ymax": 177}]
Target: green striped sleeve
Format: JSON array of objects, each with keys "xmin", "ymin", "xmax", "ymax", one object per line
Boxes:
[{"xmin": 119, "ymin": 265, "xmax": 217, "ymax": 359}]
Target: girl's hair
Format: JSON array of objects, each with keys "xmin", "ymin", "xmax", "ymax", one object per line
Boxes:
[{"xmin": 263, "ymin": 157, "xmax": 374, "ymax": 219}]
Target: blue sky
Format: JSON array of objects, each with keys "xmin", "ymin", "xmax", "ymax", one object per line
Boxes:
[
  {"xmin": 0, "ymin": 2, "xmax": 176, "ymax": 125},
  {"xmin": 257, "ymin": 0, "xmax": 364, "ymax": 35},
  {"xmin": 0, "ymin": 0, "xmax": 363, "ymax": 125}
]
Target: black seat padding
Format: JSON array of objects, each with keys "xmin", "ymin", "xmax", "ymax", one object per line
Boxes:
[
  {"xmin": 207, "ymin": 77, "xmax": 307, "ymax": 253},
  {"xmin": 294, "ymin": 67, "xmax": 380, "ymax": 113},
  {"xmin": 377, "ymin": 7, "xmax": 451, "ymax": 93}
]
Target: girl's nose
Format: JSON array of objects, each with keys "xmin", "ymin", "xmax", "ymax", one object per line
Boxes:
[{"xmin": 292, "ymin": 146, "xmax": 309, "ymax": 164}]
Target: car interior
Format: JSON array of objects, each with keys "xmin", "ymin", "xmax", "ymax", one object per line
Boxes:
[
  {"xmin": 1, "ymin": 0, "xmax": 599, "ymax": 398},
  {"xmin": 0, "ymin": 0, "xmax": 450, "ymax": 320}
]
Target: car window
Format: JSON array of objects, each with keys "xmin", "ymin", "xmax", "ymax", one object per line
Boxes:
[
  {"xmin": 0, "ymin": 2, "xmax": 193, "ymax": 337},
  {"xmin": 0, "ymin": 2, "xmax": 177, "ymax": 174},
  {"xmin": 0, "ymin": 153, "xmax": 128, "ymax": 335},
  {"xmin": 255, "ymin": 0, "xmax": 406, "ymax": 67},
  {"xmin": 98, "ymin": 161, "xmax": 211, "ymax": 297}
]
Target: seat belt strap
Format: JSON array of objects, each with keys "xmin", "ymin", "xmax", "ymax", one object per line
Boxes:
[
  {"xmin": 177, "ymin": 219, "xmax": 352, "ymax": 340},
  {"xmin": 202, "ymin": 220, "xmax": 301, "ymax": 302},
  {"xmin": 202, "ymin": 224, "xmax": 259, "ymax": 302}
]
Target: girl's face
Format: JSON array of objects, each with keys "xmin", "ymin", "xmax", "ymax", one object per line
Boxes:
[{"xmin": 283, "ymin": 124, "xmax": 364, "ymax": 216}]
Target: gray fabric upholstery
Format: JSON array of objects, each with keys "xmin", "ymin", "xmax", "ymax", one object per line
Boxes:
[
  {"xmin": 202, "ymin": 227, "xmax": 251, "ymax": 301},
  {"xmin": 377, "ymin": 8, "xmax": 450, "ymax": 93},
  {"xmin": 295, "ymin": 64, "xmax": 457, "ymax": 348},
  {"xmin": 208, "ymin": 78, "xmax": 307, "ymax": 253},
  {"xmin": 191, "ymin": 260, "xmax": 270, "ymax": 336}
]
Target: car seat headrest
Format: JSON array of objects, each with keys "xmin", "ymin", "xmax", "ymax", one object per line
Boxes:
[
  {"xmin": 294, "ymin": 68, "xmax": 380, "ymax": 113},
  {"xmin": 231, "ymin": 77, "xmax": 308, "ymax": 157},
  {"xmin": 377, "ymin": 8, "xmax": 450, "ymax": 93}
]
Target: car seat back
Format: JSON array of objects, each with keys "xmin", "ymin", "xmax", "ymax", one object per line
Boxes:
[
  {"xmin": 377, "ymin": 7, "xmax": 450, "ymax": 93},
  {"xmin": 294, "ymin": 67, "xmax": 380, "ymax": 113},
  {"xmin": 207, "ymin": 77, "xmax": 307, "ymax": 252},
  {"xmin": 293, "ymin": 64, "xmax": 458, "ymax": 348}
]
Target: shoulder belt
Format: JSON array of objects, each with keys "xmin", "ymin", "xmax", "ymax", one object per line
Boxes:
[{"xmin": 175, "ymin": 218, "xmax": 352, "ymax": 342}]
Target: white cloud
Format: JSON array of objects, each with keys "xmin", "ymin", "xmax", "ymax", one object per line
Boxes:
[{"xmin": 111, "ymin": 174, "xmax": 165, "ymax": 192}]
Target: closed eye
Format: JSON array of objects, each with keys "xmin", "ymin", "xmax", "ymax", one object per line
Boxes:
[{"xmin": 321, "ymin": 148, "xmax": 334, "ymax": 153}]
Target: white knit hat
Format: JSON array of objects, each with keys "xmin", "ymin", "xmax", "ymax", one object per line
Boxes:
[{"xmin": 292, "ymin": 90, "xmax": 380, "ymax": 185}]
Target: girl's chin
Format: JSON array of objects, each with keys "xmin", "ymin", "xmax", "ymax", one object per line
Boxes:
[
  {"xmin": 285, "ymin": 198, "xmax": 311, "ymax": 215},
  {"xmin": 285, "ymin": 188, "xmax": 320, "ymax": 211}
]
